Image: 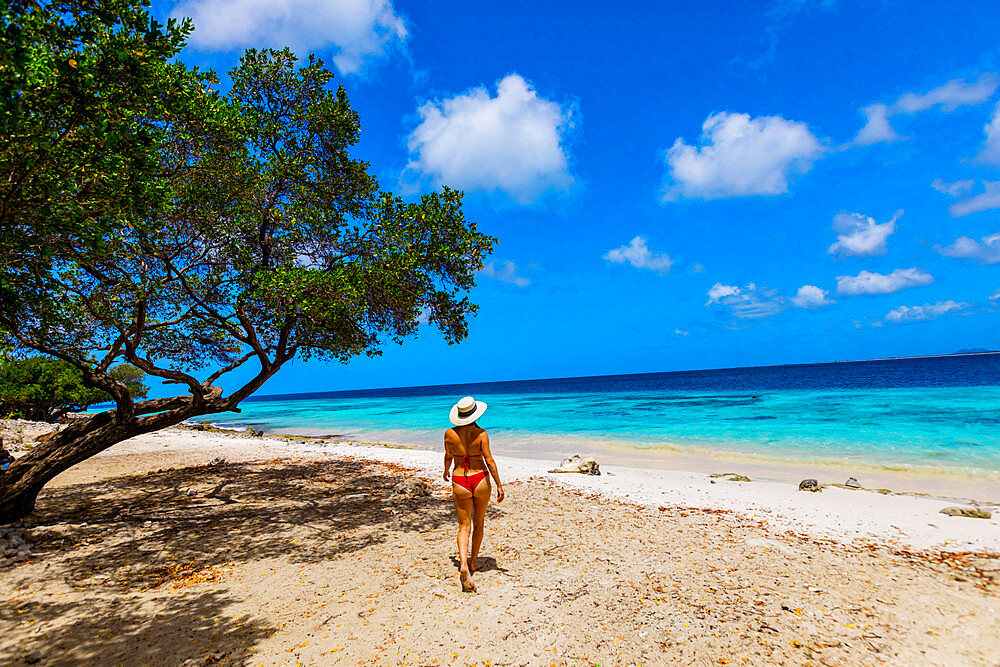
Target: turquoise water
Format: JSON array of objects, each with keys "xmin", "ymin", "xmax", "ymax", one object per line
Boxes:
[{"xmin": 190, "ymin": 355, "xmax": 1000, "ymax": 480}]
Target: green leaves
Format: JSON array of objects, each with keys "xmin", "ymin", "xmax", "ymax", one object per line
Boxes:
[
  {"xmin": 0, "ymin": 357, "xmax": 147, "ymax": 421},
  {"xmin": 0, "ymin": 0, "xmax": 228, "ymax": 324}
]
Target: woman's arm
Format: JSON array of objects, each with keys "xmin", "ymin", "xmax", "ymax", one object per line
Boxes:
[
  {"xmin": 443, "ymin": 434, "xmax": 452, "ymax": 481},
  {"xmin": 480, "ymin": 432, "xmax": 504, "ymax": 503}
]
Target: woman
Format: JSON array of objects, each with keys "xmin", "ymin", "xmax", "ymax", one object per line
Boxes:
[{"xmin": 444, "ymin": 395, "xmax": 504, "ymax": 592}]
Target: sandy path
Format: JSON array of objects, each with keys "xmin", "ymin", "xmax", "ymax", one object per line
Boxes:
[{"xmin": 1, "ymin": 427, "xmax": 998, "ymax": 666}]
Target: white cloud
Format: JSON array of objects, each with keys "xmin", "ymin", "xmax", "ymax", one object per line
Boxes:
[
  {"xmin": 854, "ymin": 74, "xmax": 1000, "ymax": 145},
  {"xmin": 404, "ymin": 74, "xmax": 574, "ymax": 204},
  {"xmin": 948, "ymin": 181, "xmax": 1000, "ymax": 217},
  {"xmin": 604, "ymin": 236, "xmax": 674, "ymax": 275},
  {"xmin": 791, "ymin": 284, "xmax": 834, "ymax": 308},
  {"xmin": 936, "ymin": 231, "xmax": 1000, "ymax": 264},
  {"xmin": 836, "ymin": 268, "xmax": 933, "ymax": 296},
  {"xmin": 172, "ymin": 0, "xmax": 407, "ymax": 74},
  {"xmin": 854, "ymin": 104, "xmax": 900, "ymax": 145},
  {"xmin": 895, "ymin": 75, "xmax": 1000, "ymax": 113},
  {"xmin": 931, "ymin": 178, "xmax": 975, "ymax": 197},
  {"xmin": 978, "ymin": 102, "xmax": 1000, "ymax": 164},
  {"xmin": 706, "ymin": 282, "xmax": 741, "ymax": 305},
  {"xmin": 884, "ymin": 300, "xmax": 968, "ymax": 324},
  {"xmin": 934, "ymin": 179, "xmax": 1000, "ymax": 216},
  {"xmin": 662, "ymin": 112, "xmax": 824, "ymax": 200},
  {"xmin": 674, "ymin": 328, "xmax": 690, "ymax": 336},
  {"xmin": 481, "ymin": 260, "xmax": 530, "ymax": 288},
  {"xmin": 990, "ymin": 288, "xmax": 1000, "ymax": 301},
  {"xmin": 827, "ymin": 210, "xmax": 900, "ymax": 257},
  {"xmin": 705, "ymin": 282, "xmax": 785, "ymax": 319},
  {"xmin": 705, "ymin": 280, "xmax": 833, "ymax": 318}
]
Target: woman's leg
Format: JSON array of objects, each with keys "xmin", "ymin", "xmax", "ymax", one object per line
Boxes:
[
  {"xmin": 452, "ymin": 483, "xmax": 476, "ymax": 592},
  {"xmin": 469, "ymin": 478, "xmax": 491, "ymax": 572}
]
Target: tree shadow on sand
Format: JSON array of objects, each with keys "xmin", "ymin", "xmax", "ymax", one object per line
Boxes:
[
  {"xmin": 26, "ymin": 459, "xmax": 456, "ymax": 586},
  {"xmin": 0, "ymin": 589, "xmax": 273, "ymax": 666},
  {"xmin": 2, "ymin": 459, "xmax": 460, "ymax": 664}
]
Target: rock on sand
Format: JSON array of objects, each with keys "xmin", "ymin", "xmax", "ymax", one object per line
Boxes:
[
  {"xmin": 939, "ymin": 506, "xmax": 992, "ymax": 519},
  {"xmin": 548, "ymin": 454, "xmax": 601, "ymax": 475}
]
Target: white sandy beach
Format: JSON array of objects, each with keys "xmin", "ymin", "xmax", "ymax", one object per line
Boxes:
[
  {"xmin": 2, "ymin": 422, "xmax": 999, "ymax": 665},
  {"xmin": 69, "ymin": 424, "xmax": 997, "ymax": 552}
]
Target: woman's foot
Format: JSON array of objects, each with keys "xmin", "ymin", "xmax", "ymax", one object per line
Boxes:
[
  {"xmin": 469, "ymin": 557, "xmax": 479, "ymax": 573},
  {"xmin": 460, "ymin": 569, "xmax": 476, "ymax": 592}
]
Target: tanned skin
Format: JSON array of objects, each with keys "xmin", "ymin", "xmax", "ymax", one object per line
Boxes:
[{"xmin": 443, "ymin": 422, "xmax": 504, "ymax": 592}]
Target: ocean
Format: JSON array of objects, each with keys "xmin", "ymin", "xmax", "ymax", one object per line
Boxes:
[{"xmin": 191, "ymin": 353, "xmax": 1000, "ymax": 486}]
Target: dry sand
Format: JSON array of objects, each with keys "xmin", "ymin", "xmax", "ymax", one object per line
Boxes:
[{"xmin": 1, "ymin": 424, "xmax": 998, "ymax": 666}]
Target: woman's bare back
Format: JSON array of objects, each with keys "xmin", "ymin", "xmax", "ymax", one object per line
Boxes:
[{"xmin": 445, "ymin": 424, "xmax": 486, "ymax": 473}]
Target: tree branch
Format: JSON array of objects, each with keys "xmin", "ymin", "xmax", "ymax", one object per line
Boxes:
[
  {"xmin": 159, "ymin": 252, "xmax": 254, "ymax": 346},
  {"xmin": 202, "ymin": 349, "xmax": 256, "ymax": 387},
  {"xmin": 121, "ymin": 299, "xmax": 204, "ymax": 401}
]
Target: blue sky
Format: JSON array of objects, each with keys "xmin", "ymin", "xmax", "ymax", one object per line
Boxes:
[{"xmin": 151, "ymin": 0, "xmax": 1000, "ymax": 394}]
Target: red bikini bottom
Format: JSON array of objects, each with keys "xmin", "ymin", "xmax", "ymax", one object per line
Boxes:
[{"xmin": 452, "ymin": 471, "xmax": 487, "ymax": 493}]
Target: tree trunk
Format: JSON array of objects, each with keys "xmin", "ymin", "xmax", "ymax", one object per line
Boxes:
[
  {"xmin": 0, "ymin": 436, "xmax": 119, "ymax": 523},
  {"xmin": 0, "ymin": 481, "xmax": 40, "ymax": 525}
]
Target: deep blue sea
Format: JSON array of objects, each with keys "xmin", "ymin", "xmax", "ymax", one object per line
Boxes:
[{"xmin": 190, "ymin": 354, "xmax": 1000, "ymax": 482}]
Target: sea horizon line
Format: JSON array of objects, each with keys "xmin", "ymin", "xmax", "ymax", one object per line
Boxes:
[{"xmin": 246, "ymin": 349, "xmax": 1000, "ymax": 402}]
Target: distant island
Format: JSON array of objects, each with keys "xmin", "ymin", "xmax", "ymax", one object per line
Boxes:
[
  {"xmin": 846, "ymin": 349, "xmax": 1000, "ymax": 363},
  {"xmin": 832, "ymin": 350, "xmax": 998, "ymax": 364}
]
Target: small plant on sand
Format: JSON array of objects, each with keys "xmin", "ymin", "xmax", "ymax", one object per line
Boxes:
[{"xmin": 0, "ymin": 3, "xmax": 494, "ymax": 522}]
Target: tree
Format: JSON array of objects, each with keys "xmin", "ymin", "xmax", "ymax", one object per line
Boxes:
[
  {"xmin": 0, "ymin": 357, "xmax": 148, "ymax": 421},
  {"xmin": 0, "ymin": 42, "xmax": 494, "ymax": 522}
]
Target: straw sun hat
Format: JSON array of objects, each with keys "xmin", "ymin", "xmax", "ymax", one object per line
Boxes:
[{"xmin": 449, "ymin": 395, "xmax": 487, "ymax": 426}]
